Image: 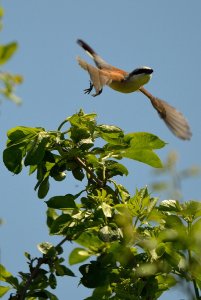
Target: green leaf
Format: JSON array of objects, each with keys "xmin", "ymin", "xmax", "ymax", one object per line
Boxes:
[
  {"xmin": 181, "ymin": 201, "xmax": 201, "ymax": 220},
  {"xmin": 122, "ymin": 132, "xmax": 165, "ymax": 168},
  {"xmin": 156, "ymin": 274, "xmax": 177, "ymax": 292},
  {"xmin": 69, "ymin": 247, "xmax": 91, "ymax": 265},
  {"xmin": 101, "ymin": 203, "xmax": 112, "ymax": 217},
  {"xmin": 0, "ymin": 265, "xmax": 12, "ymax": 281},
  {"xmin": 128, "ymin": 187, "xmax": 153, "ymax": 218},
  {"xmin": 111, "ymin": 182, "xmax": 130, "ymax": 203},
  {"xmin": 24, "ymin": 252, "xmax": 31, "ymax": 260},
  {"xmin": 79, "ymin": 261, "xmax": 109, "ymax": 288},
  {"xmin": 79, "ymin": 138, "xmax": 94, "ymax": 150},
  {"xmin": 0, "ymin": 286, "xmax": 11, "ymax": 297},
  {"xmin": 55, "ymin": 264, "xmax": 75, "ymax": 277},
  {"xmin": 4, "ymin": 127, "xmax": 45, "ymax": 174},
  {"xmin": 29, "ymin": 164, "xmax": 38, "ymax": 175},
  {"xmin": 96, "ymin": 124, "xmax": 124, "ymax": 143},
  {"xmin": 105, "ymin": 160, "xmax": 128, "ymax": 178},
  {"xmin": 50, "ymin": 214, "xmax": 72, "ymax": 235},
  {"xmin": 68, "ymin": 111, "xmax": 97, "ymax": 143},
  {"xmin": 46, "ymin": 208, "xmax": 58, "ymax": 229},
  {"xmin": 68, "ymin": 111, "xmax": 97, "ymax": 127},
  {"xmin": 164, "ymin": 215, "xmax": 185, "ymax": 230},
  {"xmin": 46, "ymin": 195, "xmax": 77, "ymax": 209},
  {"xmin": 98, "ymin": 225, "xmax": 122, "ymax": 242},
  {"xmin": 7, "ymin": 126, "xmax": 41, "ymax": 142},
  {"xmin": 49, "ymin": 273, "xmax": 57, "ymax": 289},
  {"xmin": 0, "ymin": 265, "xmax": 18, "ymax": 288},
  {"xmin": 38, "ymin": 177, "xmax": 50, "ymax": 199},
  {"xmin": 123, "ymin": 149, "xmax": 162, "ymax": 168},
  {"xmin": 159, "ymin": 200, "xmax": 181, "ymax": 212},
  {"xmin": 0, "ymin": 7, "xmax": 4, "ymax": 18},
  {"xmin": 0, "ymin": 42, "xmax": 18, "ymax": 65},
  {"xmin": 190, "ymin": 218, "xmax": 201, "ymax": 254},
  {"xmin": 24, "ymin": 137, "xmax": 49, "ymax": 166},
  {"xmin": 72, "ymin": 167, "xmax": 84, "ymax": 181},
  {"xmin": 37, "ymin": 242, "xmax": 55, "ymax": 255},
  {"xmin": 3, "ymin": 143, "xmax": 26, "ymax": 174},
  {"xmin": 124, "ymin": 132, "xmax": 166, "ymax": 149},
  {"xmin": 75, "ymin": 231, "xmax": 104, "ymax": 250},
  {"xmin": 85, "ymin": 154, "xmax": 100, "ymax": 167}
]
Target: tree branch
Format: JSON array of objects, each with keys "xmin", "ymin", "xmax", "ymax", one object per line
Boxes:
[
  {"xmin": 75, "ymin": 156, "xmax": 104, "ymax": 187},
  {"xmin": 18, "ymin": 236, "xmax": 69, "ymax": 300}
]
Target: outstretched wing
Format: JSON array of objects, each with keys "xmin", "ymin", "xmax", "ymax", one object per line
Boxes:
[
  {"xmin": 77, "ymin": 56, "xmax": 113, "ymax": 96},
  {"xmin": 77, "ymin": 39, "xmax": 113, "ymax": 70}
]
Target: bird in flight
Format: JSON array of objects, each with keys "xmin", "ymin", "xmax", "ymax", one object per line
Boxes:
[{"xmin": 76, "ymin": 39, "xmax": 192, "ymax": 140}]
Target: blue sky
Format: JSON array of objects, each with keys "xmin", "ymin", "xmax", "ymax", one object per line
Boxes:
[{"xmin": 1, "ymin": 1, "xmax": 201, "ymax": 299}]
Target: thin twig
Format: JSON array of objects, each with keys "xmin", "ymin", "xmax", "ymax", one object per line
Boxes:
[
  {"xmin": 19, "ymin": 257, "xmax": 47, "ymax": 300},
  {"xmin": 75, "ymin": 156, "xmax": 104, "ymax": 187},
  {"xmin": 55, "ymin": 236, "xmax": 69, "ymax": 249},
  {"xmin": 18, "ymin": 236, "xmax": 69, "ymax": 300}
]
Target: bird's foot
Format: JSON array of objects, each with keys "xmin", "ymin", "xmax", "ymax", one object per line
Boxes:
[
  {"xmin": 92, "ymin": 89, "xmax": 102, "ymax": 97},
  {"xmin": 84, "ymin": 81, "xmax": 93, "ymax": 94}
]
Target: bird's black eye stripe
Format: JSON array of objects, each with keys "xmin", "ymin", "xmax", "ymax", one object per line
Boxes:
[{"xmin": 129, "ymin": 68, "xmax": 153, "ymax": 76}]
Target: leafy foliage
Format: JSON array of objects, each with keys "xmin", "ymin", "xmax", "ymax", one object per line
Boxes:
[
  {"xmin": 3, "ymin": 110, "xmax": 165, "ymax": 199},
  {"xmin": 1, "ymin": 110, "xmax": 201, "ymax": 300},
  {"xmin": 0, "ymin": 6, "xmax": 23, "ymax": 104}
]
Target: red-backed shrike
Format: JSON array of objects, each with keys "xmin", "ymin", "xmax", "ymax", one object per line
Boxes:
[{"xmin": 77, "ymin": 39, "xmax": 191, "ymax": 140}]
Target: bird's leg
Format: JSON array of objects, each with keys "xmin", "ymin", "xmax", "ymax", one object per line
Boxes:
[{"xmin": 84, "ymin": 81, "xmax": 94, "ymax": 94}]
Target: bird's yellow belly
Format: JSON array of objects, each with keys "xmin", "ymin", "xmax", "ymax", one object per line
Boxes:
[{"xmin": 109, "ymin": 74, "xmax": 151, "ymax": 93}]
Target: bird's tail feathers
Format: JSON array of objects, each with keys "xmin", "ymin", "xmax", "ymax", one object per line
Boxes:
[
  {"xmin": 139, "ymin": 87, "xmax": 192, "ymax": 140},
  {"xmin": 151, "ymin": 97, "xmax": 192, "ymax": 140}
]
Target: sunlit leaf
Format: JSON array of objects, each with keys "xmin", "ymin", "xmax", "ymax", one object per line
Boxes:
[
  {"xmin": 75, "ymin": 231, "xmax": 104, "ymax": 250},
  {"xmin": 69, "ymin": 247, "xmax": 91, "ymax": 265},
  {"xmin": 181, "ymin": 201, "xmax": 201, "ymax": 220},
  {"xmin": 124, "ymin": 132, "xmax": 166, "ymax": 149},
  {"xmin": 0, "ymin": 286, "xmax": 11, "ymax": 297},
  {"xmin": 111, "ymin": 182, "xmax": 130, "ymax": 203},
  {"xmin": 98, "ymin": 225, "xmax": 122, "ymax": 242},
  {"xmin": 189, "ymin": 218, "xmax": 201, "ymax": 254},
  {"xmin": 7, "ymin": 126, "xmax": 41, "ymax": 142},
  {"xmin": 121, "ymin": 132, "xmax": 165, "ymax": 168},
  {"xmin": 0, "ymin": 42, "xmax": 18, "ymax": 65},
  {"xmin": 0, "ymin": 265, "xmax": 18, "ymax": 287},
  {"xmin": 0, "ymin": 265, "xmax": 12, "ymax": 281},
  {"xmin": 96, "ymin": 124, "xmax": 124, "ymax": 143},
  {"xmin": 101, "ymin": 203, "xmax": 112, "ymax": 217},
  {"xmin": 0, "ymin": 7, "xmax": 4, "ymax": 18},
  {"xmin": 159, "ymin": 200, "xmax": 181, "ymax": 212},
  {"xmin": 123, "ymin": 148, "xmax": 162, "ymax": 168},
  {"xmin": 37, "ymin": 242, "xmax": 55, "ymax": 255}
]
